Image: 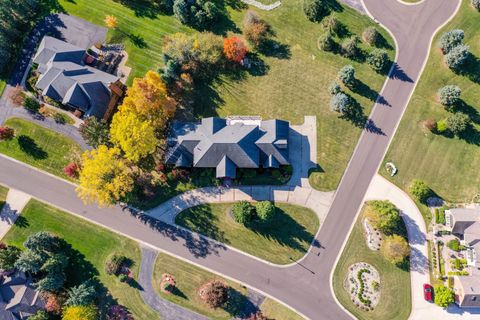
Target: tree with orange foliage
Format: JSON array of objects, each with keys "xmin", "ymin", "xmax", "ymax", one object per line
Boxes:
[{"xmin": 223, "ymin": 37, "xmax": 247, "ymax": 64}]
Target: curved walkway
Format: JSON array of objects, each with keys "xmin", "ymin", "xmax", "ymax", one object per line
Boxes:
[{"xmin": 241, "ymin": 0, "xmax": 281, "ymax": 10}]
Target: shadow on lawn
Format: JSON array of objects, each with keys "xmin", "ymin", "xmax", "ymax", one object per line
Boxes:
[
  {"xmin": 113, "ymin": 0, "xmax": 172, "ymax": 18},
  {"xmin": 17, "ymin": 135, "xmax": 48, "ymax": 160},
  {"xmin": 176, "ymin": 205, "xmax": 228, "ymax": 244}
]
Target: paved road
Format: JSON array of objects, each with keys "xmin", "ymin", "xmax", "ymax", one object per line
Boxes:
[{"xmin": 0, "ymin": 1, "xmax": 461, "ymax": 319}]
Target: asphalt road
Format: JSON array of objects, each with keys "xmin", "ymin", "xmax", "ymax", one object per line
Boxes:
[{"xmin": 0, "ymin": 0, "xmax": 460, "ymax": 319}]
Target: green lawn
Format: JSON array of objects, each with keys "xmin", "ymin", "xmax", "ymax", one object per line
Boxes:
[
  {"xmin": 59, "ymin": 0, "xmax": 394, "ymax": 192},
  {"xmin": 260, "ymin": 298, "xmax": 305, "ymax": 320},
  {"xmin": 382, "ymin": 1, "xmax": 480, "ymax": 202},
  {"xmin": 153, "ymin": 252, "xmax": 248, "ymax": 320},
  {"xmin": 0, "ymin": 185, "xmax": 8, "ymax": 211},
  {"xmin": 333, "ymin": 205, "xmax": 411, "ymax": 320},
  {"xmin": 176, "ymin": 202, "xmax": 319, "ymax": 264},
  {"xmin": 0, "ymin": 118, "xmax": 82, "ymax": 180},
  {"xmin": 0, "ymin": 80, "xmax": 5, "ymax": 97},
  {"xmin": 2, "ymin": 199, "xmax": 159, "ymax": 319}
]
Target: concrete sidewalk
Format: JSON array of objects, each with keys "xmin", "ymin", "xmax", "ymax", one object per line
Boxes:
[{"xmin": 0, "ymin": 189, "xmax": 31, "ymax": 239}]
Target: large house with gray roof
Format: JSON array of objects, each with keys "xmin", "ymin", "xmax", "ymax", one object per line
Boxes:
[
  {"xmin": 165, "ymin": 116, "xmax": 290, "ymax": 178},
  {"xmin": 0, "ymin": 271, "xmax": 44, "ymax": 319},
  {"xmin": 32, "ymin": 36, "xmax": 123, "ymax": 119}
]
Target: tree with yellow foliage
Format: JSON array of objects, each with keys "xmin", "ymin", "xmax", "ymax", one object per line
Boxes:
[
  {"xmin": 110, "ymin": 109, "xmax": 157, "ymax": 162},
  {"xmin": 62, "ymin": 305, "xmax": 97, "ymax": 320},
  {"xmin": 77, "ymin": 146, "xmax": 134, "ymax": 207},
  {"xmin": 104, "ymin": 15, "xmax": 118, "ymax": 29}
]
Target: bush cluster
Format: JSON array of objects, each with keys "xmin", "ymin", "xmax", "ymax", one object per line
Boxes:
[
  {"xmin": 0, "ymin": 126, "xmax": 14, "ymax": 140},
  {"xmin": 173, "ymin": 0, "xmax": 221, "ymax": 30},
  {"xmin": 337, "ymin": 65, "xmax": 355, "ymax": 87},
  {"xmin": 340, "ymin": 36, "xmax": 360, "ymax": 58},
  {"xmin": 367, "ymin": 49, "xmax": 389, "ymax": 72},
  {"xmin": 357, "ymin": 269, "xmax": 372, "ymax": 306},
  {"xmin": 438, "ymin": 29, "xmax": 464, "ymax": 54},
  {"xmin": 438, "ymin": 85, "xmax": 461, "ymax": 107},
  {"xmin": 362, "ymin": 27, "xmax": 379, "ymax": 46},
  {"xmin": 231, "ymin": 201, "xmax": 276, "ymax": 225},
  {"xmin": 330, "ymin": 92, "xmax": 351, "ymax": 113},
  {"xmin": 23, "ymin": 96, "xmax": 40, "ymax": 113},
  {"xmin": 446, "ymin": 112, "xmax": 469, "ymax": 136},
  {"xmin": 105, "ymin": 254, "xmax": 128, "ymax": 276},
  {"xmin": 303, "ymin": 0, "xmax": 330, "ymax": 22},
  {"xmin": 409, "ymin": 179, "xmax": 432, "ymax": 203}
]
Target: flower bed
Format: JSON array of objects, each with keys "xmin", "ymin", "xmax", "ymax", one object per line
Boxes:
[{"xmin": 344, "ymin": 262, "xmax": 381, "ymax": 311}]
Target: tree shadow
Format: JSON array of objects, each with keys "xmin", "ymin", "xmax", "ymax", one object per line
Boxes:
[
  {"xmin": 128, "ymin": 33, "xmax": 149, "ymax": 48},
  {"xmin": 13, "ymin": 216, "xmax": 29, "ymax": 228},
  {"xmin": 57, "ymin": 238, "xmax": 99, "ymax": 286},
  {"xmin": 17, "ymin": 135, "xmax": 48, "ymax": 160},
  {"xmin": 351, "ymin": 79, "xmax": 378, "ymax": 102},
  {"xmin": 126, "ymin": 277, "xmax": 144, "ymax": 290},
  {"xmin": 112, "ymin": 0, "xmax": 172, "ymax": 18},
  {"xmin": 190, "ymin": 81, "xmax": 224, "ymax": 118},
  {"xmin": 375, "ymin": 33, "xmax": 394, "ymax": 50},
  {"xmin": 339, "ymin": 95, "xmax": 367, "ymax": 128},
  {"xmin": 454, "ymin": 54, "xmax": 480, "ymax": 84},
  {"xmin": 454, "ymin": 100, "xmax": 480, "ymax": 124},
  {"xmin": 389, "ymin": 62, "xmax": 413, "ymax": 83},
  {"xmin": 223, "ymin": 287, "xmax": 251, "ymax": 317},
  {"xmin": 258, "ymin": 39, "xmax": 291, "ymax": 60},
  {"xmin": 171, "ymin": 286, "xmax": 188, "ymax": 299},
  {"xmin": 209, "ymin": 11, "xmax": 241, "ymax": 36},
  {"xmin": 175, "ymin": 205, "xmax": 228, "ymax": 244},
  {"xmin": 364, "ymin": 119, "xmax": 385, "ymax": 136}
]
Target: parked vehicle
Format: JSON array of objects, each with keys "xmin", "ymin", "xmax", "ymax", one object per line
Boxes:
[{"xmin": 424, "ymin": 283, "xmax": 434, "ymax": 302}]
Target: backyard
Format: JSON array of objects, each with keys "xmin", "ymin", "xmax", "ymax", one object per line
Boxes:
[
  {"xmin": 332, "ymin": 206, "xmax": 411, "ymax": 320},
  {"xmin": 3, "ymin": 199, "xmax": 160, "ymax": 319},
  {"xmin": 57, "ymin": 0, "xmax": 395, "ymax": 192},
  {"xmin": 176, "ymin": 202, "xmax": 319, "ymax": 264},
  {"xmin": 0, "ymin": 118, "xmax": 82, "ymax": 180},
  {"xmin": 382, "ymin": 1, "xmax": 480, "ymax": 202}
]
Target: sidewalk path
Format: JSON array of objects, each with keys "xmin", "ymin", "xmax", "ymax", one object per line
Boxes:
[{"xmin": 0, "ymin": 189, "xmax": 31, "ymax": 239}]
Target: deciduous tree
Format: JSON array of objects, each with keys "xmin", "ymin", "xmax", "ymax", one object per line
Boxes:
[
  {"xmin": 434, "ymin": 285, "xmax": 454, "ymax": 307},
  {"xmin": 0, "ymin": 245, "xmax": 21, "ymax": 270},
  {"xmin": 381, "ymin": 234, "xmax": 410, "ymax": 264},
  {"xmin": 255, "ymin": 201, "xmax": 275, "ymax": 221},
  {"xmin": 409, "ymin": 179, "xmax": 432, "ymax": 203},
  {"xmin": 198, "ymin": 280, "xmax": 229, "ymax": 308},
  {"xmin": 62, "ymin": 305, "xmax": 98, "ymax": 320},
  {"xmin": 104, "ymin": 15, "xmax": 118, "ymax": 29},
  {"xmin": 79, "ymin": 117, "xmax": 110, "ymax": 148},
  {"xmin": 364, "ymin": 200, "xmax": 402, "ymax": 235},
  {"xmin": 447, "ymin": 112, "xmax": 470, "ymax": 135},
  {"xmin": 243, "ymin": 11, "xmax": 272, "ymax": 49},
  {"xmin": 223, "ymin": 36, "xmax": 247, "ymax": 64}
]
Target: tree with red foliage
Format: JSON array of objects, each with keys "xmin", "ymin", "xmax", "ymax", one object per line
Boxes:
[
  {"xmin": 223, "ymin": 37, "xmax": 247, "ymax": 64},
  {"xmin": 0, "ymin": 126, "xmax": 14, "ymax": 140},
  {"xmin": 42, "ymin": 292, "xmax": 63, "ymax": 315},
  {"xmin": 63, "ymin": 162, "xmax": 80, "ymax": 178}
]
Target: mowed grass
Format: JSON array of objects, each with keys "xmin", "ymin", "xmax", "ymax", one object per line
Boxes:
[
  {"xmin": 153, "ymin": 252, "xmax": 248, "ymax": 320},
  {"xmin": 260, "ymin": 298, "xmax": 305, "ymax": 320},
  {"xmin": 3, "ymin": 200, "xmax": 160, "ymax": 319},
  {"xmin": 0, "ymin": 185, "xmax": 8, "ymax": 211},
  {"xmin": 176, "ymin": 202, "xmax": 319, "ymax": 264},
  {"xmin": 333, "ymin": 206, "xmax": 411, "ymax": 320},
  {"xmin": 0, "ymin": 80, "xmax": 5, "ymax": 96},
  {"xmin": 382, "ymin": 1, "xmax": 480, "ymax": 202},
  {"xmin": 59, "ymin": 0, "xmax": 394, "ymax": 192},
  {"xmin": 0, "ymin": 118, "xmax": 82, "ymax": 180}
]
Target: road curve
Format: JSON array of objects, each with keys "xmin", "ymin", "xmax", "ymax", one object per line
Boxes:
[{"xmin": 0, "ymin": 1, "xmax": 460, "ymax": 319}]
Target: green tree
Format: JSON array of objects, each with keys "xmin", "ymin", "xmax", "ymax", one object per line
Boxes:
[
  {"xmin": 328, "ymin": 82, "xmax": 341, "ymax": 95},
  {"xmin": 438, "ymin": 29, "xmax": 464, "ymax": 54},
  {"xmin": 318, "ymin": 32, "xmax": 335, "ymax": 52},
  {"xmin": 434, "ymin": 285, "xmax": 454, "ymax": 307},
  {"xmin": 29, "ymin": 310, "xmax": 49, "ymax": 320},
  {"xmin": 243, "ymin": 11, "xmax": 272, "ymax": 49},
  {"xmin": 338, "ymin": 65, "xmax": 355, "ymax": 87},
  {"xmin": 15, "ymin": 250, "xmax": 45, "ymax": 274},
  {"xmin": 79, "ymin": 117, "xmax": 110, "ymax": 148},
  {"xmin": 232, "ymin": 201, "xmax": 255, "ymax": 225},
  {"xmin": 367, "ymin": 49, "xmax": 389, "ymax": 72},
  {"xmin": 363, "ymin": 200, "xmax": 402, "ymax": 235},
  {"xmin": 24, "ymin": 231, "xmax": 60, "ymax": 254},
  {"xmin": 409, "ymin": 179, "xmax": 432, "ymax": 203},
  {"xmin": 438, "ymin": 85, "xmax": 461, "ymax": 107},
  {"xmin": 446, "ymin": 112, "xmax": 470, "ymax": 136},
  {"xmin": 362, "ymin": 26, "xmax": 380, "ymax": 46},
  {"xmin": 173, "ymin": 0, "xmax": 221, "ymax": 30},
  {"xmin": 62, "ymin": 305, "xmax": 98, "ymax": 320},
  {"xmin": 255, "ymin": 201, "xmax": 275, "ymax": 221},
  {"xmin": 340, "ymin": 36, "xmax": 360, "ymax": 59},
  {"xmin": 303, "ymin": 0, "xmax": 329, "ymax": 22},
  {"xmin": 23, "ymin": 96, "xmax": 40, "ymax": 113},
  {"xmin": 381, "ymin": 234, "xmax": 410, "ymax": 264},
  {"xmin": 330, "ymin": 92, "xmax": 351, "ymax": 113},
  {"xmin": 322, "ymin": 15, "xmax": 341, "ymax": 35},
  {"xmin": 0, "ymin": 245, "xmax": 21, "ymax": 270},
  {"xmin": 444, "ymin": 44, "xmax": 470, "ymax": 71},
  {"xmin": 65, "ymin": 280, "xmax": 97, "ymax": 306},
  {"xmin": 36, "ymin": 274, "xmax": 65, "ymax": 292},
  {"xmin": 447, "ymin": 239, "xmax": 460, "ymax": 251}
]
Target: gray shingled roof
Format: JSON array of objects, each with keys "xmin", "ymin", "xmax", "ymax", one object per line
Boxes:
[
  {"xmin": 33, "ymin": 36, "xmax": 119, "ymax": 118},
  {"xmin": 0, "ymin": 272, "xmax": 44, "ymax": 319},
  {"xmin": 166, "ymin": 117, "xmax": 290, "ymax": 178}
]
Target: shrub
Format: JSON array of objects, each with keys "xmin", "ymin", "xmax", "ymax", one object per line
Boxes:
[
  {"xmin": 198, "ymin": 280, "xmax": 229, "ymax": 309},
  {"xmin": 223, "ymin": 36, "xmax": 247, "ymax": 64},
  {"xmin": 328, "ymin": 82, "xmax": 341, "ymax": 95},
  {"xmin": 62, "ymin": 305, "xmax": 98, "ymax": 320},
  {"xmin": 340, "ymin": 36, "xmax": 360, "ymax": 58},
  {"xmin": 434, "ymin": 285, "xmax": 454, "ymax": 307},
  {"xmin": 0, "ymin": 245, "xmax": 21, "ymax": 270},
  {"xmin": 446, "ymin": 112, "xmax": 469, "ymax": 135},
  {"xmin": 322, "ymin": 15, "xmax": 341, "ymax": 35},
  {"xmin": 338, "ymin": 65, "xmax": 355, "ymax": 87},
  {"xmin": 367, "ymin": 49, "xmax": 389, "ymax": 72},
  {"xmin": 381, "ymin": 234, "xmax": 410, "ymax": 264},
  {"xmin": 364, "ymin": 200, "xmax": 402, "ymax": 235},
  {"xmin": 447, "ymin": 238, "xmax": 460, "ymax": 251},
  {"xmin": 444, "ymin": 44, "xmax": 470, "ymax": 71},
  {"xmin": 0, "ymin": 126, "xmax": 14, "ymax": 140},
  {"xmin": 473, "ymin": 0, "xmax": 480, "ymax": 11},
  {"xmin": 303, "ymin": 0, "xmax": 329, "ymax": 22},
  {"xmin": 65, "ymin": 280, "xmax": 97, "ymax": 306},
  {"xmin": 43, "ymin": 292, "xmax": 63, "ymax": 314},
  {"xmin": 362, "ymin": 26, "xmax": 380, "ymax": 46},
  {"xmin": 63, "ymin": 162, "xmax": 80, "ymax": 178},
  {"xmin": 9, "ymin": 85, "xmax": 25, "ymax": 106},
  {"xmin": 107, "ymin": 305, "xmax": 133, "ymax": 320},
  {"xmin": 23, "ymin": 96, "xmax": 40, "ymax": 113},
  {"xmin": 105, "ymin": 255, "xmax": 127, "ymax": 275},
  {"xmin": 438, "ymin": 29, "xmax": 464, "ymax": 54},
  {"xmin": 318, "ymin": 32, "xmax": 335, "ymax": 52},
  {"xmin": 53, "ymin": 112, "xmax": 68, "ymax": 124},
  {"xmin": 243, "ymin": 11, "xmax": 272, "ymax": 49},
  {"xmin": 29, "ymin": 311, "xmax": 49, "ymax": 320},
  {"xmin": 232, "ymin": 201, "xmax": 255, "ymax": 224},
  {"xmin": 409, "ymin": 179, "xmax": 432, "ymax": 203},
  {"xmin": 436, "ymin": 119, "xmax": 447, "ymax": 133},
  {"xmin": 424, "ymin": 119, "xmax": 437, "ymax": 132},
  {"xmin": 330, "ymin": 92, "xmax": 351, "ymax": 113},
  {"xmin": 255, "ymin": 201, "xmax": 275, "ymax": 221},
  {"xmin": 438, "ymin": 85, "xmax": 461, "ymax": 107},
  {"xmin": 118, "ymin": 273, "xmax": 128, "ymax": 282}
]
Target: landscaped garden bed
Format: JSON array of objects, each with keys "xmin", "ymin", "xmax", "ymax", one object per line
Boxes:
[
  {"xmin": 176, "ymin": 202, "xmax": 319, "ymax": 264},
  {"xmin": 345, "ymin": 262, "xmax": 381, "ymax": 311}
]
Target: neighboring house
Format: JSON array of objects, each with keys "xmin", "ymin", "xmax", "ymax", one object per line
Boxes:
[
  {"xmin": 165, "ymin": 116, "xmax": 290, "ymax": 178},
  {"xmin": 32, "ymin": 36, "xmax": 124, "ymax": 119},
  {"xmin": 0, "ymin": 271, "xmax": 44, "ymax": 319},
  {"xmin": 446, "ymin": 207, "xmax": 480, "ymax": 307}
]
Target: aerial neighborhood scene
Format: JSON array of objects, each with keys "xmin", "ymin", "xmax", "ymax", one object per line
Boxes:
[{"xmin": 0, "ymin": 0, "xmax": 479, "ymax": 319}]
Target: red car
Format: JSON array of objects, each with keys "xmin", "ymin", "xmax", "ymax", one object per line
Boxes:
[{"xmin": 423, "ymin": 283, "xmax": 433, "ymax": 302}]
